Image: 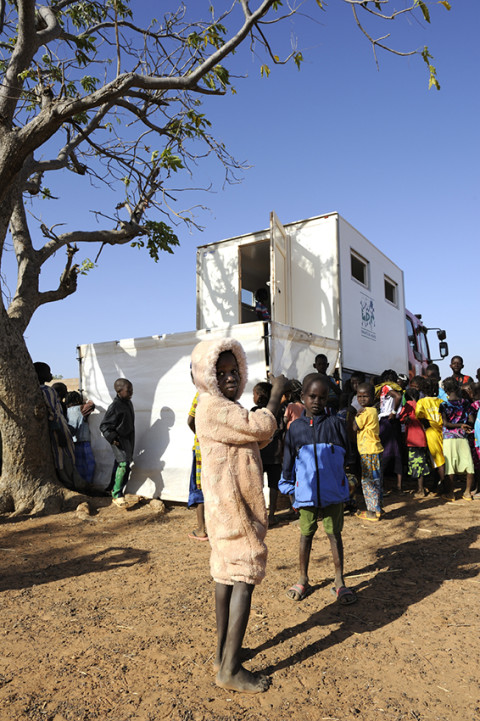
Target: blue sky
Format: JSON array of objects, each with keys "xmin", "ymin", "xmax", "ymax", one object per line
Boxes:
[{"xmin": 15, "ymin": 1, "xmax": 479, "ymax": 379}]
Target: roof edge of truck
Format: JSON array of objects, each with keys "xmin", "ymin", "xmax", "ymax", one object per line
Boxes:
[{"xmin": 196, "ymin": 211, "xmax": 340, "ymax": 250}]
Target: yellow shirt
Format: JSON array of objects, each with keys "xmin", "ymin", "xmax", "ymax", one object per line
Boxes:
[
  {"xmin": 356, "ymin": 406, "xmax": 383, "ymax": 455},
  {"xmin": 415, "ymin": 396, "xmax": 443, "ymax": 432}
]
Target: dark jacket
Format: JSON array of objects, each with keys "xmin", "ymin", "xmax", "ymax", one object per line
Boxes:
[
  {"xmin": 100, "ymin": 395, "xmax": 135, "ymax": 450},
  {"xmin": 251, "ymin": 404, "xmax": 285, "ymax": 465},
  {"xmin": 280, "ymin": 411, "xmax": 349, "ymax": 508}
]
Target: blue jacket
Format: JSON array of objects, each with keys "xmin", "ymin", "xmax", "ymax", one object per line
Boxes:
[{"xmin": 279, "ymin": 411, "xmax": 349, "ymax": 508}]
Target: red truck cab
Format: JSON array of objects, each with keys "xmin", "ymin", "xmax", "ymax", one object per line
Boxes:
[{"xmin": 405, "ymin": 309, "xmax": 448, "ymax": 377}]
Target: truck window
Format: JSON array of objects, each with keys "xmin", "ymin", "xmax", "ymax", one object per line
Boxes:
[
  {"xmin": 384, "ymin": 276, "xmax": 397, "ymax": 306},
  {"xmin": 406, "ymin": 316, "xmax": 417, "ymax": 352},
  {"xmin": 351, "ymin": 250, "xmax": 369, "ymax": 287},
  {"xmin": 418, "ymin": 330, "xmax": 430, "ymax": 361}
]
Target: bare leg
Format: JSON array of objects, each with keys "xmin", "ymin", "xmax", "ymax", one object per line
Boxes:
[
  {"xmin": 268, "ymin": 487, "xmax": 278, "ymax": 525},
  {"xmin": 443, "ymin": 474, "xmax": 455, "ymax": 500},
  {"xmin": 193, "ymin": 503, "xmax": 207, "ymax": 537},
  {"xmin": 286, "ymin": 534, "xmax": 313, "ymax": 599},
  {"xmin": 415, "ymin": 475, "xmax": 426, "ymax": 497},
  {"xmin": 327, "ymin": 533, "xmax": 345, "ymax": 591},
  {"xmin": 396, "ymin": 472, "xmax": 402, "ymax": 491},
  {"xmin": 465, "ymin": 473, "xmax": 474, "ymax": 498},
  {"xmin": 216, "ymin": 582, "xmax": 269, "ymax": 693},
  {"xmin": 214, "ymin": 583, "xmax": 232, "ymax": 671}
]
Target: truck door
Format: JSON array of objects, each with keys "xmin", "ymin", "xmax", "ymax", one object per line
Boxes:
[{"xmin": 270, "ymin": 210, "xmax": 291, "ymax": 325}]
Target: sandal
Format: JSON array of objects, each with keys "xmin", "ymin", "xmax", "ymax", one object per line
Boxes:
[
  {"xmin": 188, "ymin": 530, "xmax": 209, "ymax": 541},
  {"xmin": 356, "ymin": 510, "xmax": 380, "ymax": 523},
  {"xmin": 286, "ymin": 583, "xmax": 310, "ymax": 601},
  {"xmin": 441, "ymin": 494, "xmax": 456, "ymax": 503},
  {"xmin": 331, "ymin": 586, "xmax": 357, "ymax": 605}
]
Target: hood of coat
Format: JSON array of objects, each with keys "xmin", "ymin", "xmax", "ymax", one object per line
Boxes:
[{"xmin": 191, "ymin": 337, "xmax": 248, "ymax": 401}]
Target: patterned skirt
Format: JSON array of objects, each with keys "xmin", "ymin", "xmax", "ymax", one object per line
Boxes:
[{"xmin": 407, "ymin": 447, "xmax": 431, "ymax": 479}]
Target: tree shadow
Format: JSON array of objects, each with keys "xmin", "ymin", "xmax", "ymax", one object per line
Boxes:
[
  {"xmin": 0, "ymin": 545, "xmax": 149, "ymax": 593},
  {"xmin": 253, "ymin": 525, "xmax": 480, "ymax": 677}
]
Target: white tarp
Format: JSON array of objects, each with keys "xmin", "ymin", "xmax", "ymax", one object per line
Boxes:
[
  {"xmin": 269, "ymin": 322, "xmax": 339, "ymax": 377},
  {"xmin": 80, "ymin": 321, "xmax": 339, "ymax": 501}
]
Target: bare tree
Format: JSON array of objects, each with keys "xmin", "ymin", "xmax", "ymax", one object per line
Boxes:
[{"xmin": 0, "ymin": 0, "xmax": 447, "ymax": 514}]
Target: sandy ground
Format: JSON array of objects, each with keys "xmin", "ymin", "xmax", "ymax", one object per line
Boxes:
[{"xmin": 1, "ymin": 487, "xmax": 480, "ymax": 721}]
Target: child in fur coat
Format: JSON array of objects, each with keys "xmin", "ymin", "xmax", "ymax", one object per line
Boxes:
[{"xmin": 191, "ymin": 337, "xmax": 286, "ymax": 694}]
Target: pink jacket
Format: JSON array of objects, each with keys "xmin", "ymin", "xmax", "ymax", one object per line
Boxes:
[{"xmin": 191, "ymin": 338, "xmax": 276, "ymax": 585}]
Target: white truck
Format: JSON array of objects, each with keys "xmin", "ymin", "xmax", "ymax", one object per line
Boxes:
[{"xmin": 79, "ymin": 211, "xmax": 447, "ymax": 501}]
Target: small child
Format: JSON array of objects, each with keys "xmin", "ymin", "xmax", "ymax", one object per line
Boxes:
[
  {"xmin": 280, "ymin": 374, "xmax": 356, "ymax": 605},
  {"xmin": 449, "ymin": 356, "xmax": 473, "ymax": 386},
  {"xmin": 254, "ymin": 287, "xmax": 271, "ymax": 321},
  {"xmin": 312, "ymin": 353, "xmax": 341, "ymax": 410},
  {"xmin": 415, "ymin": 378, "xmax": 446, "ymax": 494},
  {"xmin": 375, "ymin": 370, "xmax": 403, "ymax": 492},
  {"xmin": 352, "ymin": 383, "xmax": 384, "ymax": 522},
  {"xmin": 471, "ymin": 383, "xmax": 480, "ymax": 493},
  {"xmin": 191, "ymin": 337, "xmax": 286, "ymax": 694},
  {"xmin": 34, "ymin": 362, "xmax": 87, "ymax": 493},
  {"xmin": 52, "ymin": 382, "xmax": 68, "ymax": 418},
  {"xmin": 283, "ymin": 379, "xmax": 304, "ymax": 429},
  {"xmin": 461, "ymin": 381, "xmax": 480, "ymax": 492},
  {"xmin": 187, "ymin": 387, "xmax": 207, "ymax": 541},
  {"xmin": 395, "ymin": 388, "xmax": 431, "ymax": 497},
  {"xmin": 99, "ymin": 378, "xmax": 135, "ymax": 508},
  {"xmin": 252, "ymin": 382, "xmax": 284, "ymax": 527},
  {"xmin": 439, "ymin": 377, "xmax": 475, "ymax": 502},
  {"xmin": 66, "ymin": 391, "xmax": 96, "ymax": 485},
  {"xmin": 473, "ymin": 384, "xmax": 480, "ymax": 492}
]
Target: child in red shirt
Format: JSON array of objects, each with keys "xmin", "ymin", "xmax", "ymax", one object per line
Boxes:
[{"xmin": 395, "ymin": 388, "xmax": 431, "ymax": 497}]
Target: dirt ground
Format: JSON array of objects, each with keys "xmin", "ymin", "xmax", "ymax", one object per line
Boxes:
[{"xmin": 1, "ymin": 487, "xmax": 480, "ymax": 721}]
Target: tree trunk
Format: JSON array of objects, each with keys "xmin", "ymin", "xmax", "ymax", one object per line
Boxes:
[{"xmin": 0, "ymin": 307, "xmax": 64, "ymax": 514}]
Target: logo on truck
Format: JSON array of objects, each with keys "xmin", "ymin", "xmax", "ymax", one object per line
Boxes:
[{"xmin": 360, "ymin": 293, "xmax": 376, "ymax": 341}]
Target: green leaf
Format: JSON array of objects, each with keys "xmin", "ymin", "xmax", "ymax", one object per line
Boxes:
[
  {"xmin": 260, "ymin": 64, "xmax": 270, "ymax": 78},
  {"xmin": 17, "ymin": 68, "xmax": 35, "ymax": 81},
  {"xmin": 130, "ymin": 221, "xmax": 180, "ymax": 262},
  {"xmin": 421, "ymin": 46, "xmax": 440, "ymax": 90},
  {"xmin": 438, "ymin": 0, "xmax": 451, "ymax": 9},
  {"xmin": 294, "ymin": 52, "xmax": 303, "ymax": 70},
  {"xmin": 415, "ymin": 0, "xmax": 431, "ymax": 23},
  {"xmin": 80, "ymin": 75, "xmax": 98, "ymax": 93},
  {"xmin": 159, "ymin": 148, "xmax": 184, "ymax": 172},
  {"xmin": 79, "ymin": 258, "xmax": 96, "ymax": 276},
  {"xmin": 214, "ymin": 64, "xmax": 230, "ymax": 88}
]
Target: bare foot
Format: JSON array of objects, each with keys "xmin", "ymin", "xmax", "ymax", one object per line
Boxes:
[
  {"xmin": 214, "ymin": 647, "xmax": 251, "ymax": 673},
  {"xmin": 414, "ymin": 490, "xmax": 427, "ymax": 499},
  {"xmin": 216, "ymin": 665, "xmax": 270, "ymax": 693}
]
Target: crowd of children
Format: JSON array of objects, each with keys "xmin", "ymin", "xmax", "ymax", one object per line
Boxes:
[
  {"xmin": 31, "ymin": 349, "xmax": 480, "ymax": 695},
  {"xmin": 186, "ymin": 345, "xmax": 480, "ymax": 693},
  {"xmin": 33, "ymin": 361, "xmax": 135, "ymax": 506}
]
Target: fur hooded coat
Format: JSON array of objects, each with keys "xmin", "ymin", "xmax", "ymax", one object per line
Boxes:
[{"xmin": 191, "ymin": 338, "xmax": 276, "ymax": 585}]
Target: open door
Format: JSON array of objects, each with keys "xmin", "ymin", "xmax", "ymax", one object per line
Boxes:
[{"xmin": 270, "ymin": 210, "xmax": 290, "ymax": 325}]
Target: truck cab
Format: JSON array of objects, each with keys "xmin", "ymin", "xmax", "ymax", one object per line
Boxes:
[{"xmin": 405, "ymin": 309, "xmax": 448, "ymax": 377}]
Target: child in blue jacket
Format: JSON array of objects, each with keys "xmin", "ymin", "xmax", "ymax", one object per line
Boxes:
[{"xmin": 280, "ymin": 374, "xmax": 357, "ymax": 605}]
